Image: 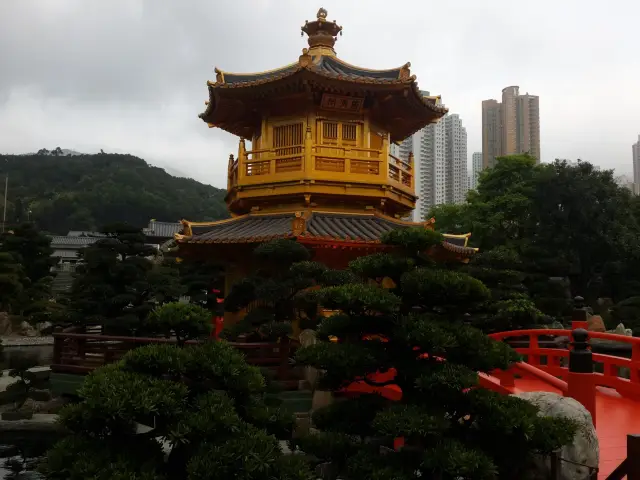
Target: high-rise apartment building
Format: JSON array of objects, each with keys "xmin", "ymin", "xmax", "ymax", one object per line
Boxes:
[
  {"xmin": 469, "ymin": 152, "xmax": 483, "ymax": 190},
  {"xmin": 482, "ymin": 86, "xmax": 540, "ymax": 168},
  {"xmin": 393, "ymin": 113, "xmax": 468, "ymax": 222},
  {"xmin": 633, "ymin": 135, "xmax": 640, "ymax": 195},
  {"xmin": 445, "ymin": 114, "xmax": 468, "ymax": 205}
]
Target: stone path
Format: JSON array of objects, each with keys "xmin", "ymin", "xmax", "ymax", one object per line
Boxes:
[{"xmin": 0, "ymin": 413, "xmax": 61, "ymax": 432}]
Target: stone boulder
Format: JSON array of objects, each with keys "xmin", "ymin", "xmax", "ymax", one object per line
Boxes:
[
  {"xmin": 611, "ymin": 323, "xmax": 632, "ymax": 337},
  {"xmin": 587, "ymin": 315, "xmax": 605, "ymax": 332},
  {"xmin": 299, "ymin": 329, "xmax": 320, "ymax": 389},
  {"xmin": 514, "ymin": 391, "xmax": 598, "ymax": 480},
  {"xmin": 35, "ymin": 321, "xmax": 54, "ymax": 335},
  {"xmin": 0, "ymin": 312, "xmax": 11, "ymax": 335},
  {"xmin": 18, "ymin": 321, "xmax": 39, "ymax": 337}
]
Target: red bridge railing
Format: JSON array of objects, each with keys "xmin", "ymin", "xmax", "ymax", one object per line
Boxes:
[{"xmin": 489, "ymin": 328, "xmax": 640, "ymax": 398}]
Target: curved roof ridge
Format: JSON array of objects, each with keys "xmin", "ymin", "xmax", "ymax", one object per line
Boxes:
[
  {"xmin": 372, "ymin": 211, "xmax": 433, "ymax": 226},
  {"xmin": 325, "ymin": 56, "xmax": 410, "ymax": 76},
  {"xmin": 211, "ymin": 63, "xmax": 300, "ymax": 85},
  {"xmin": 313, "ymin": 55, "xmax": 410, "ymax": 82}
]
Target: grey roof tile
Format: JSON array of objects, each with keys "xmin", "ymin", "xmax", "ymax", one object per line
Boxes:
[
  {"xmin": 183, "ymin": 212, "xmax": 476, "ymax": 257},
  {"xmin": 144, "ymin": 221, "xmax": 183, "ymax": 239}
]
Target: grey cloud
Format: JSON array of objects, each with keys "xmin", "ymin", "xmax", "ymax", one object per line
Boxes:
[{"xmin": 0, "ymin": 0, "xmax": 639, "ymax": 188}]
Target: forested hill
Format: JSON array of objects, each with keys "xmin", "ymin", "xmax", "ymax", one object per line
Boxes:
[{"xmin": 0, "ymin": 152, "xmax": 228, "ymax": 234}]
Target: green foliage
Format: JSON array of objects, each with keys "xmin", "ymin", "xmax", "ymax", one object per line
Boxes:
[
  {"xmin": 5, "ymin": 354, "xmax": 50, "ymax": 411},
  {"xmin": 170, "ymin": 258, "xmax": 224, "ymax": 310},
  {"xmin": 294, "ymin": 230, "xmax": 576, "ymax": 478},
  {"xmin": 610, "ymin": 296, "xmax": 640, "ymax": 334},
  {"xmin": 349, "ymin": 253, "xmax": 414, "ymax": 283},
  {"xmin": 0, "ymin": 224, "xmax": 57, "ymax": 321},
  {"xmin": 381, "ymin": 227, "xmax": 444, "ymax": 255},
  {"xmin": 254, "ymin": 238, "xmax": 311, "ymax": 265},
  {"xmin": 428, "ymin": 156, "xmax": 640, "ymax": 308},
  {"xmin": 145, "ymin": 302, "xmax": 211, "ymax": 345},
  {"xmin": 401, "ymin": 268, "xmax": 490, "ymax": 309},
  {"xmin": 223, "ymin": 240, "xmax": 334, "ymax": 341},
  {"xmin": 0, "ymin": 153, "xmax": 227, "ymax": 234},
  {"xmin": 42, "ymin": 341, "xmax": 311, "ymax": 479},
  {"xmin": 0, "ymin": 251, "xmax": 24, "ymax": 312},
  {"xmin": 320, "ymin": 283, "xmax": 402, "ymax": 315},
  {"xmin": 63, "ymin": 223, "xmax": 185, "ymax": 333},
  {"xmin": 460, "ymin": 247, "xmax": 548, "ymax": 331}
]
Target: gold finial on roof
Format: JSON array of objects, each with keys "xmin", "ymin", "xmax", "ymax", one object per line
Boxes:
[{"xmin": 301, "ymin": 8, "xmax": 343, "ymax": 55}]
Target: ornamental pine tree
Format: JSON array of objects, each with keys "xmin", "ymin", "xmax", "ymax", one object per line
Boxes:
[
  {"xmin": 40, "ymin": 312, "xmax": 314, "ymax": 479},
  {"xmin": 65, "ymin": 223, "xmax": 185, "ymax": 334},
  {"xmin": 295, "ymin": 227, "xmax": 576, "ymax": 479},
  {"xmin": 459, "ymin": 246, "xmax": 546, "ymax": 333},
  {"xmin": 222, "ymin": 239, "xmax": 339, "ymax": 341},
  {"xmin": 0, "ymin": 224, "xmax": 58, "ymax": 322},
  {"xmin": 0, "ymin": 252, "xmax": 24, "ymax": 313}
]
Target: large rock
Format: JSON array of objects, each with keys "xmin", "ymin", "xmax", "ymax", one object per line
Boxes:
[
  {"xmin": 36, "ymin": 321, "xmax": 54, "ymax": 335},
  {"xmin": 587, "ymin": 315, "xmax": 605, "ymax": 332},
  {"xmin": 18, "ymin": 321, "xmax": 39, "ymax": 337},
  {"xmin": 0, "ymin": 312, "xmax": 12, "ymax": 335},
  {"xmin": 299, "ymin": 329, "xmax": 320, "ymax": 389},
  {"xmin": 515, "ymin": 391, "xmax": 599, "ymax": 480},
  {"xmin": 611, "ymin": 323, "xmax": 632, "ymax": 337}
]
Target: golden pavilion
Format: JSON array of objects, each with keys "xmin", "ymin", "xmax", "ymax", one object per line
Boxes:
[{"xmin": 176, "ymin": 8, "xmax": 477, "ymax": 308}]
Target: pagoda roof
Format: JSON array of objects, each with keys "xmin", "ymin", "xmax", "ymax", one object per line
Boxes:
[
  {"xmin": 211, "ymin": 56, "xmax": 415, "ymax": 88},
  {"xmin": 175, "ymin": 211, "xmax": 477, "ymax": 257},
  {"xmin": 199, "ymin": 9, "xmax": 447, "ymax": 142},
  {"xmin": 200, "ymin": 52, "xmax": 447, "ymax": 141}
]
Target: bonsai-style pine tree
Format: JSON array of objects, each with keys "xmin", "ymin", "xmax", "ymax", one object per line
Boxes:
[
  {"xmin": 64, "ymin": 223, "xmax": 184, "ymax": 334},
  {"xmin": 41, "ymin": 306, "xmax": 314, "ymax": 479},
  {"xmin": 459, "ymin": 246, "xmax": 546, "ymax": 333},
  {"xmin": 173, "ymin": 257, "xmax": 224, "ymax": 310},
  {"xmin": 0, "ymin": 224, "xmax": 59, "ymax": 323},
  {"xmin": 295, "ymin": 227, "xmax": 575, "ymax": 479},
  {"xmin": 143, "ymin": 302, "xmax": 212, "ymax": 346},
  {"xmin": 223, "ymin": 239, "xmax": 333, "ymax": 341},
  {"xmin": 0, "ymin": 251, "xmax": 24, "ymax": 313}
]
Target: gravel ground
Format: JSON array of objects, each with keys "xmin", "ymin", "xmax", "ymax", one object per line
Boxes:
[{"xmin": 1, "ymin": 336, "xmax": 54, "ymax": 347}]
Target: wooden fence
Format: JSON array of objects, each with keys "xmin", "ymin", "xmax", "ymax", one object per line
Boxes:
[{"xmin": 51, "ymin": 331, "xmax": 300, "ymax": 389}]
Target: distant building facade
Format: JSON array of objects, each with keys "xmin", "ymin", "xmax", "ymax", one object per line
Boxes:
[
  {"xmin": 633, "ymin": 135, "xmax": 640, "ymax": 194},
  {"xmin": 50, "ymin": 219, "xmax": 182, "ymax": 292},
  {"xmin": 482, "ymin": 86, "xmax": 540, "ymax": 168},
  {"xmin": 392, "ymin": 112, "xmax": 468, "ymax": 222},
  {"xmin": 469, "ymin": 152, "xmax": 483, "ymax": 190}
]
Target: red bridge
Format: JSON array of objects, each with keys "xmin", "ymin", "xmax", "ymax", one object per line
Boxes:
[{"xmin": 486, "ymin": 326, "xmax": 640, "ymax": 479}]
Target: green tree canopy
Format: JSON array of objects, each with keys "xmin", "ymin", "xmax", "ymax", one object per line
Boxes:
[
  {"xmin": 429, "ymin": 155, "xmax": 640, "ymax": 304},
  {"xmin": 41, "ymin": 337, "xmax": 313, "ymax": 480},
  {"xmin": 64, "ymin": 223, "xmax": 185, "ymax": 333},
  {"xmin": 222, "ymin": 239, "xmax": 346, "ymax": 341},
  {"xmin": 0, "ymin": 152, "xmax": 228, "ymax": 234},
  {"xmin": 0, "ymin": 252, "xmax": 24, "ymax": 313},
  {"xmin": 294, "ymin": 227, "xmax": 576, "ymax": 479},
  {"xmin": 0, "ymin": 224, "xmax": 58, "ymax": 321}
]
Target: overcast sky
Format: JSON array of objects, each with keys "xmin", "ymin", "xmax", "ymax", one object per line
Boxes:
[{"xmin": 1, "ymin": 0, "xmax": 639, "ymax": 187}]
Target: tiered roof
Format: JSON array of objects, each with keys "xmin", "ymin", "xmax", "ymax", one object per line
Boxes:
[
  {"xmin": 199, "ymin": 9, "xmax": 447, "ymax": 141},
  {"xmin": 176, "ymin": 212, "xmax": 477, "ymax": 258}
]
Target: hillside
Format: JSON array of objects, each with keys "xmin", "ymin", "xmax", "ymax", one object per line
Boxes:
[{"xmin": 0, "ymin": 152, "xmax": 229, "ymax": 234}]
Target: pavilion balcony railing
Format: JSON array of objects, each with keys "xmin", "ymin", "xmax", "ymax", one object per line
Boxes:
[{"xmin": 227, "ymin": 143, "xmax": 413, "ymax": 193}]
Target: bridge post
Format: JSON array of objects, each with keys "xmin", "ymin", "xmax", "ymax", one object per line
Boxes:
[
  {"xmin": 571, "ymin": 296, "xmax": 589, "ymax": 330},
  {"xmin": 567, "ymin": 328, "xmax": 596, "ymax": 426}
]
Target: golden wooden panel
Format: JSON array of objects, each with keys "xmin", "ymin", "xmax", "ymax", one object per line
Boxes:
[{"xmin": 320, "ymin": 94, "xmax": 364, "ymax": 113}]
